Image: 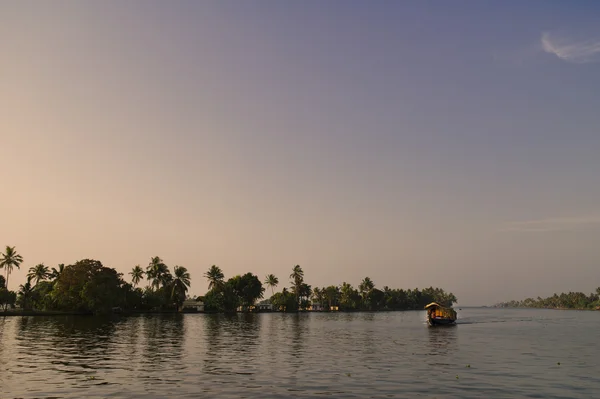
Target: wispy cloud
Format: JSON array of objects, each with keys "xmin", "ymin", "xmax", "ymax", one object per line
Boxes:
[
  {"xmin": 541, "ymin": 32, "xmax": 600, "ymax": 63},
  {"xmin": 501, "ymin": 215, "xmax": 600, "ymax": 233}
]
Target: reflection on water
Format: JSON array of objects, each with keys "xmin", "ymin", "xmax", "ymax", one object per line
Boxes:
[
  {"xmin": 2, "ymin": 309, "xmax": 600, "ymax": 399},
  {"xmin": 0, "ymin": 317, "xmax": 7, "ymax": 378},
  {"xmin": 139, "ymin": 314, "xmax": 186, "ymax": 387},
  {"xmin": 17, "ymin": 316, "xmax": 118, "ymax": 375},
  {"xmin": 427, "ymin": 324, "xmax": 457, "ymax": 354},
  {"xmin": 142, "ymin": 314, "xmax": 185, "ymax": 366},
  {"xmin": 203, "ymin": 313, "xmax": 263, "ymax": 378},
  {"xmin": 426, "ymin": 323, "xmax": 458, "ymax": 368},
  {"xmin": 203, "ymin": 313, "xmax": 223, "ymax": 374},
  {"xmin": 289, "ymin": 313, "xmax": 305, "ymax": 360}
]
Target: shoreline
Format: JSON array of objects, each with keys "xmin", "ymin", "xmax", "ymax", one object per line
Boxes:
[
  {"xmin": 493, "ymin": 306, "xmax": 600, "ymax": 311},
  {"xmin": 1, "ymin": 308, "xmax": 429, "ymax": 317}
]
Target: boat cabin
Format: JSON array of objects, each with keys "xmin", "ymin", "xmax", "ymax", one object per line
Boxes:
[{"xmin": 424, "ymin": 302, "xmax": 457, "ymax": 325}]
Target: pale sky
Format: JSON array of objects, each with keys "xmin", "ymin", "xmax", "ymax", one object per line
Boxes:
[{"xmin": 1, "ymin": 1, "xmax": 599, "ymax": 305}]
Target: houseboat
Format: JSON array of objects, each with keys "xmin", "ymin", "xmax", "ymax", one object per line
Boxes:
[{"xmin": 425, "ymin": 302, "xmax": 457, "ymax": 326}]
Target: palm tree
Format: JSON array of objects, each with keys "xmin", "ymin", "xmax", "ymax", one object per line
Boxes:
[
  {"xmin": 50, "ymin": 264, "xmax": 65, "ymax": 281},
  {"xmin": 312, "ymin": 287, "xmax": 325, "ymax": 309},
  {"xmin": 264, "ymin": 274, "xmax": 279, "ymax": 296},
  {"xmin": 359, "ymin": 277, "xmax": 374, "ymax": 297},
  {"xmin": 298, "ymin": 283, "xmax": 312, "ymax": 309},
  {"xmin": 0, "ymin": 246, "xmax": 23, "ymax": 290},
  {"xmin": 204, "ymin": 265, "xmax": 224, "ymax": 291},
  {"xmin": 339, "ymin": 282, "xmax": 356, "ymax": 310},
  {"xmin": 146, "ymin": 256, "xmax": 168, "ymax": 291},
  {"xmin": 325, "ymin": 285, "xmax": 340, "ymax": 309},
  {"xmin": 171, "ymin": 265, "xmax": 191, "ymax": 310},
  {"xmin": 359, "ymin": 277, "xmax": 375, "ymax": 309},
  {"xmin": 289, "ymin": 265, "xmax": 304, "ymax": 305},
  {"xmin": 160, "ymin": 269, "xmax": 173, "ymax": 288},
  {"xmin": 27, "ymin": 263, "xmax": 49, "ymax": 286},
  {"xmin": 17, "ymin": 277, "xmax": 34, "ymax": 310},
  {"xmin": 129, "ymin": 265, "xmax": 144, "ymax": 287}
]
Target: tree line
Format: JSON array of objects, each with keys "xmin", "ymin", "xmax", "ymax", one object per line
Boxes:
[
  {"xmin": 203, "ymin": 264, "xmax": 457, "ymax": 312},
  {"xmin": 496, "ymin": 289, "xmax": 600, "ymax": 310},
  {"xmin": 1, "ymin": 245, "xmax": 458, "ymax": 314},
  {"xmin": 0, "ymin": 246, "xmax": 191, "ymax": 313}
]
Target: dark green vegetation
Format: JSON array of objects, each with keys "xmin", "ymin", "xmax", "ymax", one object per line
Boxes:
[
  {"xmin": 0, "ymin": 246, "xmax": 191, "ymax": 314},
  {"xmin": 1, "ymin": 245, "xmax": 457, "ymax": 314},
  {"xmin": 301, "ymin": 274, "xmax": 456, "ymax": 312},
  {"xmin": 201, "ymin": 264, "xmax": 456, "ymax": 313},
  {"xmin": 496, "ymin": 288, "xmax": 600, "ymax": 310},
  {"xmin": 202, "ymin": 270, "xmax": 265, "ymax": 312}
]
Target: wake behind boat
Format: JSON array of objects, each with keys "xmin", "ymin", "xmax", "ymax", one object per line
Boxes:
[{"xmin": 425, "ymin": 302, "xmax": 457, "ymax": 326}]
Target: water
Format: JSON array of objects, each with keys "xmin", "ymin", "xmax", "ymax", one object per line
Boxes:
[{"xmin": 1, "ymin": 308, "xmax": 599, "ymax": 398}]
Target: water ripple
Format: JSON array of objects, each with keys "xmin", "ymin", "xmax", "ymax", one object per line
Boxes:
[{"xmin": 1, "ymin": 309, "xmax": 600, "ymax": 398}]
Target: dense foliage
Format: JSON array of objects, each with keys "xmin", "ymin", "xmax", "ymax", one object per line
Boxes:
[
  {"xmin": 203, "ymin": 270, "xmax": 265, "ymax": 312},
  {"xmin": 496, "ymin": 288, "xmax": 600, "ymax": 310},
  {"xmin": 308, "ymin": 280, "xmax": 457, "ymax": 311},
  {"xmin": 0, "ymin": 274, "xmax": 16, "ymax": 310},
  {"xmin": 0, "ymin": 246, "xmax": 192, "ymax": 314},
  {"xmin": 2, "ymin": 244, "xmax": 459, "ymax": 314},
  {"xmin": 265, "ymin": 265, "xmax": 457, "ymax": 312}
]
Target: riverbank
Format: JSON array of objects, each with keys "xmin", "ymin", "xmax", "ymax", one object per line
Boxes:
[
  {"xmin": 494, "ymin": 306, "xmax": 600, "ymax": 311},
  {"xmin": 1, "ymin": 309, "xmax": 183, "ymax": 317},
  {"xmin": 1, "ymin": 310, "xmax": 92, "ymax": 316},
  {"xmin": 1, "ymin": 308, "xmax": 434, "ymax": 317}
]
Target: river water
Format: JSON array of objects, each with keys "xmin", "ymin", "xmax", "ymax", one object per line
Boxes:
[{"xmin": 1, "ymin": 308, "xmax": 599, "ymax": 398}]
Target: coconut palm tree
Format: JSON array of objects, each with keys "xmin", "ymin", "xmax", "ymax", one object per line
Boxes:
[
  {"xmin": 312, "ymin": 287, "xmax": 326, "ymax": 309},
  {"xmin": 359, "ymin": 277, "xmax": 375, "ymax": 308},
  {"xmin": 27, "ymin": 263, "xmax": 50, "ymax": 286},
  {"xmin": 204, "ymin": 265, "xmax": 224, "ymax": 291},
  {"xmin": 50, "ymin": 264, "xmax": 65, "ymax": 281},
  {"xmin": 17, "ymin": 277, "xmax": 34, "ymax": 310},
  {"xmin": 359, "ymin": 277, "xmax": 374, "ymax": 297},
  {"xmin": 171, "ymin": 265, "xmax": 191, "ymax": 310},
  {"xmin": 160, "ymin": 269, "xmax": 173, "ymax": 288},
  {"xmin": 129, "ymin": 265, "xmax": 144, "ymax": 287},
  {"xmin": 0, "ymin": 246, "xmax": 23, "ymax": 290},
  {"xmin": 289, "ymin": 265, "xmax": 304, "ymax": 306},
  {"xmin": 146, "ymin": 256, "xmax": 168, "ymax": 291},
  {"xmin": 324, "ymin": 285, "xmax": 340, "ymax": 309},
  {"xmin": 264, "ymin": 274, "xmax": 279, "ymax": 296}
]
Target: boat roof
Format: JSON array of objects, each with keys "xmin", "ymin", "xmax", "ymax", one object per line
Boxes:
[{"xmin": 424, "ymin": 302, "xmax": 443, "ymax": 309}]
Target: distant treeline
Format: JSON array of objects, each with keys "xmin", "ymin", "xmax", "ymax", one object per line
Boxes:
[
  {"xmin": 203, "ymin": 264, "xmax": 457, "ymax": 312},
  {"xmin": 496, "ymin": 288, "xmax": 600, "ymax": 310},
  {"xmin": 1, "ymin": 245, "xmax": 457, "ymax": 314}
]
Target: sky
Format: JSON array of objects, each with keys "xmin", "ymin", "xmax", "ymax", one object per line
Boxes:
[{"xmin": 1, "ymin": 1, "xmax": 600, "ymax": 305}]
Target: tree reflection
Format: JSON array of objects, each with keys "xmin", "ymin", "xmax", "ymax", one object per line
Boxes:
[
  {"xmin": 231, "ymin": 313, "xmax": 262, "ymax": 376},
  {"xmin": 203, "ymin": 313, "xmax": 262, "ymax": 377},
  {"xmin": 17, "ymin": 316, "xmax": 118, "ymax": 351},
  {"xmin": 231, "ymin": 313, "xmax": 261, "ymax": 355},
  {"xmin": 203, "ymin": 313, "xmax": 226, "ymax": 375},
  {"xmin": 0, "ymin": 318, "xmax": 6, "ymax": 376},
  {"xmin": 141, "ymin": 314, "xmax": 185, "ymax": 366},
  {"xmin": 287, "ymin": 312, "xmax": 308, "ymax": 384},
  {"xmin": 13, "ymin": 315, "xmax": 121, "ymax": 382}
]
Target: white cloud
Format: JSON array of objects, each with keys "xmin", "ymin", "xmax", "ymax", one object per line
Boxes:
[
  {"xmin": 541, "ymin": 32, "xmax": 600, "ymax": 63},
  {"xmin": 501, "ymin": 215, "xmax": 600, "ymax": 233}
]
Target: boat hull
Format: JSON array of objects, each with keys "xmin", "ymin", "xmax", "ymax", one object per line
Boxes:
[{"xmin": 428, "ymin": 317, "xmax": 456, "ymax": 326}]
